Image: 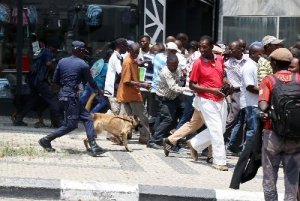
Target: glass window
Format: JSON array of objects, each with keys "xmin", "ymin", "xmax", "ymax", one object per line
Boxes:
[
  {"xmin": 279, "ymin": 17, "xmax": 300, "ymax": 48},
  {"xmin": 0, "ymin": 0, "xmax": 139, "ymax": 73},
  {"xmin": 222, "ymin": 16, "xmax": 277, "ymax": 45}
]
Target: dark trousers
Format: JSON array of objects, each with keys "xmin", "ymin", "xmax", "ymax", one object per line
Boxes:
[
  {"xmin": 262, "ymin": 130, "xmax": 300, "ymax": 201},
  {"xmin": 150, "ymin": 96, "xmax": 181, "ymax": 145},
  {"xmin": 176, "ymin": 94, "xmax": 194, "ymax": 129},
  {"xmin": 224, "ymin": 91, "xmax": 244, "ymax": 145},
  {"xmin": 51, "ymin": 98, "xmax": 96, "ymax": 140},
  {"xmin": 17, "ymin": 81, "xmax": 61, "ymax": 124}
]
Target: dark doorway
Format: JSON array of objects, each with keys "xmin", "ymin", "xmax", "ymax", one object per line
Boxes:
[{"xmin": 166, "ymin": 0, "xmax": 214, "ymax": 41}]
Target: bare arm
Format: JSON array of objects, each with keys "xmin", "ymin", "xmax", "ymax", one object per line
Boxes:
[
  {"xmin": 246, "ymin": 85, "xmax": 259, "ymax": 94},
  {"xmin": 189, "ymin": 81, "xmax": 225, "ymax": 98}
]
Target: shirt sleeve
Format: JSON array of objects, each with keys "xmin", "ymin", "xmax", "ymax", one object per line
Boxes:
[
  {"xmin": 242, "ymin": 64, "xmax": 256, "ymax": 87},
  {"xmin": 258, "ymin": 75, "xmax": 272, "ymax": 102},
  {"xmin": 121, "ymin": 62, "xmax": 132, "ymax": 83},
  {"xmin": 189, "ymin": 60, "xmax": 200, "ymax": 83},
  {"xmin": 82, "ymin": 65, "xmax": 98, "ymax": 91},
  {"xmin": 113, "ymin": 58, "xmax": 122, "ymax": 74}
]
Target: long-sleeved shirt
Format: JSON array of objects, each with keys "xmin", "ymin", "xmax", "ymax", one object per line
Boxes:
[
  {"xmin": 53, "ymin": 55, "xmax": 98, "ymax": 99},
  {"xmin": 156, "ymin": 66, "xmax": 190, "ymax": 100}
]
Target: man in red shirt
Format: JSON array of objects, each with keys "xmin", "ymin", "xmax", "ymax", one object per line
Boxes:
[
  {"xmin": 188, "ymin": 35, "xmax": 230, "ymax": 171},
  {"xmin": 259, "ymin": 48, "xmax": 300, "ymax": 201}
]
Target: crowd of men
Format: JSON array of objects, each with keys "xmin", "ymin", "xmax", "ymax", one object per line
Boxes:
[{"xmin": 9, "ymin": 32, "xmax": 300, "ymax": 201}]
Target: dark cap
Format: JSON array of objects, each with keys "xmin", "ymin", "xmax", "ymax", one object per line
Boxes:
[
  {"xmin": 269, "ymin": 48, "xmax": 293, "ymax": 62},
  {"xmin": 72, "ymin": 41, "xmax": 86, "ymax": 49}
]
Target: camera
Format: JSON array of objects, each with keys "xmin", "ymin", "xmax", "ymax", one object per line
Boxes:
[{"xmin": 220, "ymin": 83, "xmax": 231, "ymax": 96}]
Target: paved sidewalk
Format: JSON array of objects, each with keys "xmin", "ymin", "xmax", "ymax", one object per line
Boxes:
[{"xmin": 0, "ymin": 116, "xmax": 284, "ymax": 201}]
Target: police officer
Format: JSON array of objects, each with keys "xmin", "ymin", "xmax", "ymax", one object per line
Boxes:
[{"xmin": 38, "ymin": 41, "xmax": 105, "ymax": 156}]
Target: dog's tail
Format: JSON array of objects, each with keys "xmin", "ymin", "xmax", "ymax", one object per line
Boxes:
[{"xmin": 85, "ymin": 93, "xmax": 96, "ymax": 112}]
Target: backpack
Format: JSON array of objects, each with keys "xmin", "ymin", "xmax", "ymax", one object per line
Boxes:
[{"xmin": 270, "ymin": 73, "xmax": 300, "ymax": 139}]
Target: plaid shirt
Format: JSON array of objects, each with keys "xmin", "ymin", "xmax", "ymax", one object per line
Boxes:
[
  {"xmin": 156, "ymin": 66, "xmax": 187, "ymax": 100},
  {"xmin": 224, "ymin": 55, "xmax": 247, "ymax": 88},
  {"xmin": 257, "ymin": 56, "xmax": 273, "ymax": 85}
]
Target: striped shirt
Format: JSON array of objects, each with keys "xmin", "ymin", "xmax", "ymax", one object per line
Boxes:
[
  {"xmin": 224, "ymin": 55, "xmax": 247, "ymax": 88},
  {"xmin": 156, "ymin": 66, "xmax": 189, "ymax": 100}
]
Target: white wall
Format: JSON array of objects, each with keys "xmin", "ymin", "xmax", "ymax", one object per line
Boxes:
[{"xmin": 221, "ymin": 0, "xmax": 300, "ymax": 16}]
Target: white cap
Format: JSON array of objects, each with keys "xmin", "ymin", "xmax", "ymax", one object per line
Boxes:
[{"xmin": 166, "ymin": 42, "xmax": 180, "ymax": 53}]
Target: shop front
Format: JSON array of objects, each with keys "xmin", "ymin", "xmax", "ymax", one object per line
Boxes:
[{"xmin": 0, "ymin": 0, "xmax": 140, "ymax": 115}]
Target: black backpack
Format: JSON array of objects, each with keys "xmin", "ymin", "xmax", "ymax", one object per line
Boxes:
[{"xmin": 270, "ymin": 73, "xmax": 300, "ymax": 139}]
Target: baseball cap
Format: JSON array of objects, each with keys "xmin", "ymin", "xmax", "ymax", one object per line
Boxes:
[
  {"xmin": 262, "ymin": 35, "xmax": 283, "ymax": 46},
  {"xmin": 269, "ymin": 48, "xmax": 293, "ymax": 62},
  {"xmin": 212, "ymin": 45, "xmax": 224, "ymax": 54},
  {"xmin": 72, "ymin": 40, "xmax": 86, "ymax": 49},
  {"xmin": 166, "ymin": 42, "xmax": 180, "ymax": 53}
]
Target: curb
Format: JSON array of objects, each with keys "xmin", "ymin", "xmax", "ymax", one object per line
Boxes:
[{"xmin": 0, "ymin": 177, "xmax": 283, "ymax": 201}]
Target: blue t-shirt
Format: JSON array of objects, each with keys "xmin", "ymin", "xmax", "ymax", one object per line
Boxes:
[
  {"xmin": 91, "ymin": 58, "xmax": 108, "ymax": 89},
  {"xmin": 151, "ymin": 53, "xmax": 167, "ymax": 93}
]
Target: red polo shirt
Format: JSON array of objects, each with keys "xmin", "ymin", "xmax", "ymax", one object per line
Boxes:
[{"xmin": 190, "ymin": 55, "xmax": 225, "ymax": 101}]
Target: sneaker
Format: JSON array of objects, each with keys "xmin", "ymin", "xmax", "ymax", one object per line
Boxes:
[
  {"xmin": 187, "ymin": 140, "xmax": 198, "ymax": 161},
  {"xmin": 226, "ymin": 147, "xmax": 240, "ymax": 157},
  {"xmin": 147, "ymin": 142, "xmax": 163, "ymax": 149},
  {"xmin": 171, "ymin": 145, "xmax": 188, "ymax": 154},
  {"xmin": 206, "ymin": 157, "xmax": 213, "ymax": 164},
  {"xmin": 212, "ymin": 164, "xmax": 228, "ymax": 171}
]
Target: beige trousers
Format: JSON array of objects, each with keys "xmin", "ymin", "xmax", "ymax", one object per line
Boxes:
[{"xmin": 168, "ymin": 109, "xmax": 204, "ymax": 145}]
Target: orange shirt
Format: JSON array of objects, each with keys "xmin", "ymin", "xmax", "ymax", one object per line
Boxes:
[{"xmin": 117, "ymin": 55, "xmax": 143, "ymax": 103}]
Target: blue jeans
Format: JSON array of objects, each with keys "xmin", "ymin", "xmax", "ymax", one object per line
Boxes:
[
  {"xmin": 80, "ymin": 85, "xmax": 93, "ymax": 105},
  {"xmin": 227, "ymin": 108, "xmax": 246, "ymax": 152},
  {"xmin": 176, "ymin": 94, "xmax": 194, "ymax": 129},
  {"xmin": 80, "ymin": 85, "xmax": 107, "ymax": 113},
  {"xmin": 244, "ymin": 106, "xmax": 260, "ymax": 142}
]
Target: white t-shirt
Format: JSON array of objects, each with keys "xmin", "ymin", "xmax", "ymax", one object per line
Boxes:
[
  {"xmin": 104, "ymin": 51, "xmax": 122, "ymax": 97},
  {"xmin": 176, "ymin": 52, "xmax": 187, "ymax": 70},
  {"xmin": 240, "ymin": 58, "xmax": 259, "ymax": 108}
]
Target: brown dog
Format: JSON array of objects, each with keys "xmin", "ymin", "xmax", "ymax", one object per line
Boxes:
[{"xmin": 84, "ymin": 113, "xmax": 139, "ymax": 152}]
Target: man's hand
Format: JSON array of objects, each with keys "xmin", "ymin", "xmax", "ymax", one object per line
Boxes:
[
  {"xmin": 211, "ymin": 88, "xmax": 225, "ymax": 98},
  {"xmin": 259, "ymin": 111, "xmax": 269, "ymax": 122},
  {"xmin": 141, "ymin": 83, "xmax": 151, "ymax": 90}
]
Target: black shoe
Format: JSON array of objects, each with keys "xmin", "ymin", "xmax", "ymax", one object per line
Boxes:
[
  {"xmin": 89, "ymin": 140, "xmax": 106, "ymax": 156},
  {"xmin": 206, "ymin": 157, "xmax": 213, "ymax": 164},
  {"xmin": 147, "ymin": 142, "xmax": 163, "ymax": 149},
  {"xmin": 163, "ymin": 138, "xmax": 173, "ymax": 156},
  {"xmin": 38, "ymin": 137, "xmax": 55, "ymax": 152},
  {"xmin": 13, "ymin": 120, "xmax": 28, "ymax": 126}
]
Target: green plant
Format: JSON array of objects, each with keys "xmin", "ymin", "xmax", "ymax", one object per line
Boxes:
[{"xmin": 0, "ymin": 142, "xmax": 44, "ymax": 158}]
